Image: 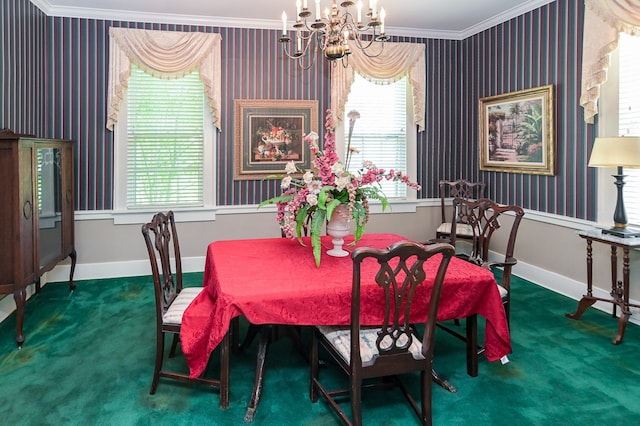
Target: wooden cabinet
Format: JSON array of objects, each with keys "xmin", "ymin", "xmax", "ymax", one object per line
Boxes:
[{"xmin": 0, "ymin": 129, "xmax": 76, "ymax": 347}]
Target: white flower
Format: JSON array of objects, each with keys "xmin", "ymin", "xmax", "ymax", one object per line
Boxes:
[
  {"xmin": 307, "ymin": 180, "xmax": 323, "ymax": 194},
  {"xmin": 285, "ymin": 161, "xmax": 297, "ymax": 174},
  {"xmin": 306, "ymin": 193, "xmax": 318, "ymax": 206},
  {"xmin": 281, "ymin": 176, "xmax": 292, "ymax": 189},
  {"xmin": 335, "ymin": 175, "xmax": 349, "ymax": 191},
  {"xmin": 331, "ymin": 162, "xmax": 344, "ymax": 175},
  {"xmin": 347, "ymin": 110, "xmax": 360, "ymax": 120},
  {"xmin": 362, "ymin": 160, "xmax": 375, "ymax": 169},
  {"xmin": 303, "ymin": 171, "xmax": 314, "ymax": 184}
]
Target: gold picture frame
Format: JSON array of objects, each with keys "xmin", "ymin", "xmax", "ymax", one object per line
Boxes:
[
  {"xmin": 234, "ymin": 99, "xmax": 318, "ymax": 180},
  {"xmin": 479, "ymin": 84, "xmax": 555, "ymax": 175}
]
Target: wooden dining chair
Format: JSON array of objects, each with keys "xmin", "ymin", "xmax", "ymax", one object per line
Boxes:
[
  {"xmin": 141, "ymin": 211, "xmax": 230, "ymax": 408},
  {"xmin": 433, "ymin": 179, "xmax": 486, "ymax": 242},
  {"xmin": 310, "ymin": 241, "xmax": 455, "ymax": 426},
  {"xmin": 440, "ymin": 197, "xmax": 524, "ymax": 376}
]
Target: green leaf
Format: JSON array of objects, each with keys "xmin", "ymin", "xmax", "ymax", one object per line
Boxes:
[
  {"xmin": 325, "ymin": 199, "xmax": 342, "ymax": 221},
  {"xmin": 295, "ymin": 205, "xmax": 310, "ymax": 241},
  {"xmin": 311, "ymin": 230, "xmax": 322, "ymax": 266},
  {"xmin": 310, "ymin": 209, "xmax": 326, "ymax": 238},
  {"xmin": 317, "ymin": 186, "xmax": 336, "ymax": 210},
  {"xmin": 257, "ymin": 193, "xmax": 294, "ymax": 208},
  {"xmin": 261, "ymin": 174, "xmax": 285, "ymax": 181},
  {"xmin": 309, "ymin": 209, "xmax": 326, "ymax": 266}
]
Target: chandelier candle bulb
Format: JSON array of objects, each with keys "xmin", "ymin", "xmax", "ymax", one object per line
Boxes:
[
  {"xmin": 357, "ymin": 0, "xmax": 362, "ymax": 23},
  {"xmin": 296, "ymin": 0, "xmax": 301, "ymax": 16},
  {"xmin": 282, "ymin": 12, "xmax": 287, "ymax": 35},
  {"xmin": 380, "ymin": 7, "xmax": 385, "ymax": 34},
  {"xmin": 315, "ymin": 0, "xmax": 321, "ymax": 18}
]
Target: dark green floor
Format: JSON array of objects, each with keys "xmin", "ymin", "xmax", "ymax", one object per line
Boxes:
[{"xmin": 1, "ymin": 273, "xmax": 639, "ymax": 425}]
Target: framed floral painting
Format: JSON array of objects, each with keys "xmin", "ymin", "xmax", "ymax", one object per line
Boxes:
[
  {"xmin": 233, "ymin": 99, "xmax": 318, "ymax": 180},
  {"xmin": 478, "ymin": 84, "xmax": 555, "ymax": 175}
]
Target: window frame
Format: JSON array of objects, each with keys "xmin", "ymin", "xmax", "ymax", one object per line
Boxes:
[
  {"xmin": 112, "ymin": 70, "xmax": 217, "ymax": 225},
  {"xmin": 334, "ymin": 75, "xmax": 418, "ymax": 205}
]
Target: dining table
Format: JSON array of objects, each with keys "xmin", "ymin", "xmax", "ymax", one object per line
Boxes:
[{"xmin": 180, "ymin": 232, "xmax": 511, "ymax": 421}]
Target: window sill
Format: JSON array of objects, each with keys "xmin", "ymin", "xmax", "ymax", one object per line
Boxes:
[{"xmin": 110, "ymin": 208, "xmax": 217, "ymax": 225}]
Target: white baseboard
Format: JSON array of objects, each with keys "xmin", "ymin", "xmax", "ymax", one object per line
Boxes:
[
  {"xmin": 0, "ymin": 255, "xmax": 206, "ymax": 327},
  {"xmin": 512, "ymin": 260, "xmax": 640, "ymax": 326}
]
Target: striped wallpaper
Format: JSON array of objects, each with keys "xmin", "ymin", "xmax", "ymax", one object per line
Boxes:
[
  {"xmin": 461, "ymin": 0, "xmax": 595, "ymax": 219},
  {"xmin": 2, "ymin": 0, "xmax": 596, "ymax": 220},
  {"xmin": 1, "ymin": 0, "xmax": 47, "ymax": 136}
]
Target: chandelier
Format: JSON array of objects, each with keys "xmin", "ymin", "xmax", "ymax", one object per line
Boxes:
[{"xmin": 280, "ymin": 0, "xmax": 390, "ymax": 69}]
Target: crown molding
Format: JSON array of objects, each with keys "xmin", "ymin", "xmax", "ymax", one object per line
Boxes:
[
  {"xmin": 30, "ymin": 0, "xmax": 557, "ymax": 40},
  {"xmin": 458, "ymin": 0, "xmax": 557, "ymax": 40}
]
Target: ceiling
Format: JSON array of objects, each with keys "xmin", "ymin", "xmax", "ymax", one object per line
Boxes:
[{"xmin": 32, "ymin": 0, "xmax": 556, "ymax": 39}]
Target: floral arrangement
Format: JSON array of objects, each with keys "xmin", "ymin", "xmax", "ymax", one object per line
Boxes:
[{"xmin": 259, "ymin": 109, "xmax": 421, "ymax": 266}]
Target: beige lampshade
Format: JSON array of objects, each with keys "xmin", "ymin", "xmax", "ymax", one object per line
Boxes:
[{"xmin": 588, "ymin": 136, "xmax": 640, "ymax": 168}]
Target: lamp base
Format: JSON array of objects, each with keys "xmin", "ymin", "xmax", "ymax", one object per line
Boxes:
[{"xmin": 601, "ymin": 226, "xmax": 640, "ymax": 238}]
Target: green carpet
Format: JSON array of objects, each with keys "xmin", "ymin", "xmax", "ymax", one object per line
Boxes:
[{"xmin": 1, "ymin": 273, "xmax": 639, "ymax": 425}]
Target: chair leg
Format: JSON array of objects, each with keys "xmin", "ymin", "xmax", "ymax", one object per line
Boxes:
[
  {"xmin": 310, "ymin": 329, "xmax": 319, "ymax": 402},
  {"xmin": 150, "ymin": 331, "xmax": 165, "ymax": 394},
  {"xmin": 230, "ymin": 317, "xmax": 240, "ymax": 353},
  {"xmin": 504, "ymin": 301, "xmax": 510, "ymax": 329},
  {"xmin": 465, "ymin": 314, "xmax": 479, "ymax": 377},
  {"xmin": 168, "ymin": 333, "xmax": 179, "ymax": 358},
  {"xmin": 421, "ymin": 369, "xmax": 432, "ymax": 426},
  {"xmin": 351, "ymin": 377, "xmax": 363, "ymax": 426},
  {"xmin": 219, "ymin": 332, "xmax": 230, "ymax": 409}
]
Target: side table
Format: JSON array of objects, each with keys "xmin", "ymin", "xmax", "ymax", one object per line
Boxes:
[{"xmin": 566, "ymin": 228, "xmax": 640, "ymax": 344}]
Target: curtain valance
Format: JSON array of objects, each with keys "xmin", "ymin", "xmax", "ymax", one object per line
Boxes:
[
  {"xmin": 330, "ymin": 41, "xmax": 426, "ymax": 131},
  {"xmin": 106, "ymin": 27, "xmax": 222, "ymax": 130},
  {"xmin": 580, "ymin": 0, "xmax": 640, "ymax": 123}
]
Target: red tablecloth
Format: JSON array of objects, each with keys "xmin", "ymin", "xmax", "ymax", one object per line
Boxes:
[{"xmin": 181, "ymin": 233, "xmax": 511, "ymax": 378}]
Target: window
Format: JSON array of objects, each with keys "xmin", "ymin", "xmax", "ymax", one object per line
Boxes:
[
  {"xmin": 339, "ymin": 73, "xmax": 416, "ymax": 200},
  {"xmin": 113, "ymin": 64, "xmax": 215, "ymax": 221},
  {"xmin": 617, "ymin": 33, "xmax": 640, "ymax": 226}
]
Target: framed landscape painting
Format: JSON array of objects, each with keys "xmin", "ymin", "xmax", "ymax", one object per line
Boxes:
[
  {"xmin": 478, "ymin": 84, "xmax": 555, "ymax": 175},
  {"xmin": 234, "ymin": 99, "xmax": 318, "ymax": 180}
]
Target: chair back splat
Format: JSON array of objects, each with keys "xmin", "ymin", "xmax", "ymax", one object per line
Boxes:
[
  {"xmin": 142, "ymin": 211, "xmax": 230, "ymax": 408},
  {"xmin": 143, "ymin": 211, "xmax": 183, "ymax": 322},
  {"xmin": 310, "ymin": 241, "xmax": 455, "ymax": 426},
  {"xmin": 434, "ymin": 179, "xmax": 486, "ymax": 242}
]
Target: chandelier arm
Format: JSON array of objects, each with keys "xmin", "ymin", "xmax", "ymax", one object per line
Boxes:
[{"xmin": 351, "ymin": 36, "xmax": 386, "ymax": 58}]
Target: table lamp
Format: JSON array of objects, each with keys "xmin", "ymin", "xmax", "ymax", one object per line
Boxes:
[{"xmin": 588, "ymin": 136, "xmax": 640, "ymax": 238}]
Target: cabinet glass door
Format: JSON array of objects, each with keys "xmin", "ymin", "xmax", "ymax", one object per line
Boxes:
[{"xmin": 37, "ymin": 147, "xmax": 63, "ymax": 269}]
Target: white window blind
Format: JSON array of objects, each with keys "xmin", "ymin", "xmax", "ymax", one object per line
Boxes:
[
  {"xmin": 618, "ymin": 33, "xmax": 640, "ymax": 227},
  {"xmin": 343, "ymin": 73, "xmax": 408, "ymax": 198},
  {"xmin": 126, "ymin": 65, "xmax": 205, "ymax": 209}
]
